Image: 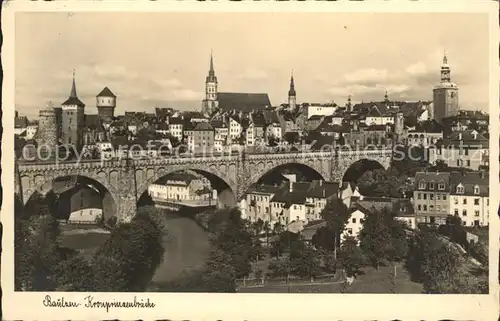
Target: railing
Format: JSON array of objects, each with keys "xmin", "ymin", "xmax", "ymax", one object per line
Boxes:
[{"xmin": 17, "ymin": 147, "xmax": 393, "ymax": 167}]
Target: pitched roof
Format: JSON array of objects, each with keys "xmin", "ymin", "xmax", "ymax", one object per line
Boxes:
[
  {"xmin": 438, "ymin": 130, "xmax": 489, "ymax": 148},
  {"xmin": 97, "ymin": 87, "xmax": 116, "ymax": 98},
  {"xmin": 217, "ymin": 92, "xmax": 271, "ymax": 113},
  {"xmin": 449, "ymin": 171, "xmax": 489, "ymax": 196},
  {"xmin": 193, "ymin": 122, "xmax": 213, "ymax": 131},
  {"xmin": 84, "ymin": 114, "xmax": 105, "ymax": 132},
  {"xmin": 270, "ymin": 182, "xmax": 309, "ymax": 208},
  {"xmin": 305, "ymin": 180, "xmax": 339, "ymax": 198},
  {"xmin": 410, "ymin": 120, "xmax": 443, "ymax": 133},
  {"xmin": 62, "ymin": 97, "xmax": 85, "ymax": 107}
]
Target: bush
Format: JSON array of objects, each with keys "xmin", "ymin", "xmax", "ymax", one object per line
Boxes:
[{"xmin": 91, "ymin": 207, "xmax": 165, "ymax": 291}]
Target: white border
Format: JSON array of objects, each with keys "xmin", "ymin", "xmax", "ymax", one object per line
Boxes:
[{"xmin": 2, "ymin": 1, "xmax": 499, "ymax": 320}]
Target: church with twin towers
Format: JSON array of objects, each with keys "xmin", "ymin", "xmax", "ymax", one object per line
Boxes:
[{"xmin": 201, "ymin": 53, "xmax": 297, "ymax": 115}]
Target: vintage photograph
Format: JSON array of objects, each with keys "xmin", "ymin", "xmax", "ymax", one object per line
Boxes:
[{"xmin": 10, "ymin": 11, "xmax": 492, "ymax": 296}]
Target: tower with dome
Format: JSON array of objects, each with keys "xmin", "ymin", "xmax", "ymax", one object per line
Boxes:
[{"xmin": 433, "ymin": 53, "xmax": 459, "ymax": 123}]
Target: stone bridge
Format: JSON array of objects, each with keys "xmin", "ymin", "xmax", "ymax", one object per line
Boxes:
[{"xmin": 16, "ymin": 149, "xmax": 392, "ymax": 222}]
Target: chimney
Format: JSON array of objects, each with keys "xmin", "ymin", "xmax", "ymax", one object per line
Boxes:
[
  {"xmin": 458, "ymin": 133, "xmax": 462, "ymax": 140},
  {"xmin": 473, "ymin": 131, "xmax": 478, "ymax": 140},
  {"xmin": 289, "ymin": 181, "xmax": 293, "ymax": 192}
]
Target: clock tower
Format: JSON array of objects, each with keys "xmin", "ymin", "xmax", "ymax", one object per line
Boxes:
[{"xmin": 432, "ymin": 53, "xmax": 459, "ymax": 123}]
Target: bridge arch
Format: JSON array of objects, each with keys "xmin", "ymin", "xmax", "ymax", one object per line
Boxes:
[
  {"xmin": 253, "ymin": 162, "xmax": 327, "ymax": 186},
  {"xmin": 22, "ymin": 174, "xmax": 117, "ymax": 222},
  {"xmin": 341, "ymin": 158, "xmax": 388, "ymax": 185},
  {"xmin": 136, "ymin": 167, "xmax": 237, "ymax": 209}
]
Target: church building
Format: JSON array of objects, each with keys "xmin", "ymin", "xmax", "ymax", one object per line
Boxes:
[{"xmin": 201, "ymin": 53, "xmax": 272, "ymax": 115}]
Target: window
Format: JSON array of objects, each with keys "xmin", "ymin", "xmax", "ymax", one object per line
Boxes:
[
  {"xmin": 430, "ymin": 194, "xmax": 434, "ymax": 200},
  {"xmin": 454, "ymin": 209, "xmax": 459, "ymax": 216},
  {"xmin": 417, "ymin": 205, "xmax": 421, "ymax": 211},
  {"xmin": 294, "ymin": 205, "xmax": 297, "ymax": 210},
  {"xmin": 436, "ymin": 205, "xmax": 441, "ymax": 211},
  {"xmin": 474, "ymin": 185, "xmax": 480, "ymax": 195},
  {"xmin": 438, "ymin": 181, "xmax": 445, "ymax": 190},
  {"xmin": 456, "ymin": 185, "xmax": 464, "ymax": 194},
  {"xmin": 429, "ymin": 205, "xmax": 434, "ymax": 210},
  {"xmin": 436, "ymin": 194, "xmax": 440, "ymax": 200},
  {"xmin": 423, "ymin": 205, "xmax": 427, "ymax": 211},
  {"xmin": 429, "ymin": 181, "xmax": 435, "ymax": 189},
  {"xmin": 463, "ymin": 199, "xmax": 467, "ymax": 205},
  {"xmin": 462, "ymin": 209, "xmax": 467, "ymax": 217},
  {"xmin": 418, "ymin": 180, "xmax": 426, "ymax": 190},
  {"xmin": 352, "ymin": 218, "xmax": 357, "ymax": 223},
  {"xmin": 347, "ymin": 229, "xmax": 353, "ymax": 235},
  {"xmin": 474, "ymin": 198, "xmax": 480, "ymax": 206},
  {"xmin": 417, "ymin": 193, "xmax": 421, "ymax": 200},
  {"xmin": 423, "ymin": 193, "xmax": 427, "ymax": 200},
  {"xmin": 443, "ymin": 195, "xmax": 447, "ymax": 201},
  {"xmin": 474, "ymin": 210, "xmax": 480, "ymax": 217}
]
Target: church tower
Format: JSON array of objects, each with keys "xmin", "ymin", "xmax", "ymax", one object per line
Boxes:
[
  {"xmin": 432, "ymin": 52, "xmax": 459, "ymax": 123},
  {"xmin": 61, "ymin": 70, "xmax": 85, "ymax": 151},
  {"xmin": 202, "ymin": 52, "xmax": 218, "ymax": 115},
  {"xmin": 288, "ymin": 71, "xmax": 297, "ymax": 110}
]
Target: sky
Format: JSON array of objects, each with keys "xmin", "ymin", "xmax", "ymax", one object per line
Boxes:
[{"xmin": 15, "ymin": 12, "xmax": 490, "ymax": 118}]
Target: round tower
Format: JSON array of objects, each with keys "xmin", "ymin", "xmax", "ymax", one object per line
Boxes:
[
  {"xmin": 37, "ymin": 101, "xmax": 58, "ymax": 146},
  {"xmin": 96, "ymin": 87, "xmax": 116, "ymax": 122}
]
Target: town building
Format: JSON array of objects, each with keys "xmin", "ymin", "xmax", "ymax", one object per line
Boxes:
[
  {"xmin": 449, "ymin": 171, "xmax": 489, "ymax": 227},
  {"xmin": 190, "ymin": 122, "xmax": 214, "ymax": 153},
  {"xmin": 429, "ymin": 130, "xmax": 489, "ymax": 170},
  {"xmin": 403, "ymin": 120, "xmax": 443, "ymax": 147},
  {"xmin": 413, "ymin": 171, "xmax": 451, "ymax": 225},
  {"xmin": 148, "ymin": 172, "xmax": 212, "ymax": 202}
]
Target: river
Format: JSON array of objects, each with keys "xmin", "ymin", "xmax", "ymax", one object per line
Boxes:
[{"xmin": 149, "ymin": 211, "xmax": 211, "ymax": 287}]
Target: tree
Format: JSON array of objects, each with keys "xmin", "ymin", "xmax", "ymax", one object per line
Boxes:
[
  {"xmin": 53, "ymin": 253, "xmax": 93, "ymax": 291},
  {"xmin": 15, "ymin": 214, "xmax": 62, "ymax": 291},
  {"xmin": 202, "ymin": 248, "xmax": 237, "ymax": 292},
  {"xmin": 311, "ymin": 226, "xmax": 336, "ymax": 251},
  {"xmin": 359, "ymin": 208, "xmax": 394, "ymax": 269},
  {"xmin": 288, "ymin": 240, "xmax": 322, "ymax": 279},
  {"xmin": 339, "ymin": 236, "xmax": 366, "ymax": 277},
  {"xmin": 92, "ymin": 209, "xmax": 165, "ymax": 291},
  {"xmin": 267, "ymin": 135, "xmax": 278, "ymax": 147},
  {"xmin": 357, "ymin": 168, "xmax": 405, "ymax": 198},
  {"xmin": 406, "ymin": 230, "xmax": 464, "ymax": 293},
  {"xmin": 319, "ymin": 198, "xmax": 350, "ymax": 257},
  {"xmin": 267, "ymin": 261, "xmax": 291, "ymax": 278}
]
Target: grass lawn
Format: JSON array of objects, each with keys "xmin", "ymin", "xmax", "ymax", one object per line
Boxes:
[
  {"xmin": 347, "ymin": 263, "xmax": 423, "ymax": 293},
  {"xmin": 239, "ymin": 262, "xmax": 423, "ymax": 293}
]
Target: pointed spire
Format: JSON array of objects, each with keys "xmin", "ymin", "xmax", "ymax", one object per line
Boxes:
[
  {"xmin": 384, "ymin": 90, "xmax": 389, "ymax": 102},
  {"xmin": 443, "ymin": 50, "xmax": 448, "ymax": 65},
  {"xmin": 70, "ymin": 69, "xmax": 78, "ymax": 98},
  {"xmin": 209, "ymin": 50, "xmax": 215, "ymax": 76},
  {"xmin": 288, "ymin": 70, "xmax": 296, "ymax": 97}
]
